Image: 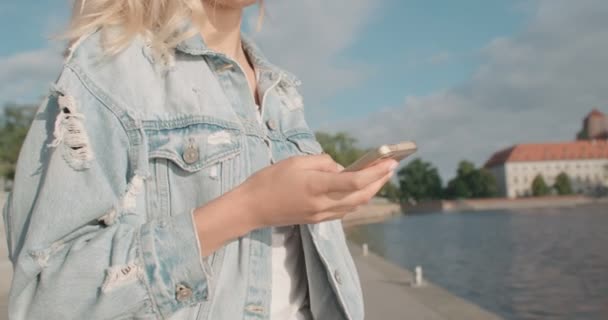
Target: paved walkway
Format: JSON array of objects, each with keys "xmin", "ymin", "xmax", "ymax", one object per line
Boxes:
[{"xmin": 350, "ymin": 242, "xmax": 502, "ymax": 320}]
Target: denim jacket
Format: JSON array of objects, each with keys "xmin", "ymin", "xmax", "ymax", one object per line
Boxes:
[{"xmin": 2, "ymin": 28, "xmax": 364, "ymax": 320}]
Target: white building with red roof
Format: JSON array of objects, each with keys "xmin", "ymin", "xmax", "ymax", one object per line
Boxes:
[{"xmin": 484, "ymin": 140, "xmax": 608, "ymax": 198}]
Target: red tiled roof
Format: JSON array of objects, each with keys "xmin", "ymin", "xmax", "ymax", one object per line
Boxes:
[{"xmin": 484, "ymin": 140, "xmax": 608, "ymax": 168}]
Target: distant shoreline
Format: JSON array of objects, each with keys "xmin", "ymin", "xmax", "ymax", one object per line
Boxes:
[
  {"xmin": 403, "ymin": 195, "xmax": 608, "ymax": 214},
  {"xmin": 341, "ymin": 195, "xmax": 608, "ymax": 227}
]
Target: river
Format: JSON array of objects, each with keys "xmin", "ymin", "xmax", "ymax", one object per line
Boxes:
[{"xmin": 347, "ymin": 204, "xmax": 608, "ymax": 320}]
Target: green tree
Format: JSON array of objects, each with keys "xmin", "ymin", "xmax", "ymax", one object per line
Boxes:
[
  {"xmin": 469, "ymin": 168, "xmax": 498, "ymax": 198},
  {"xmin": 397, "ymin": 158, "xmax": 443, "ymax": 202},
  {"xmin": 531, "ymin": 174, "xmax": 550, "ymax": 196},
  {"xmin": 576, "ymin": 128, "xmax": 588, "ymax": 140},
  {"xmin": 315, "ymin": 131, "xmax": 365, "ymax": 167},
  {"xmin": 0, "ymin": 104, "xmax": 37, "ymax": 180},
  {"xmin": 378, "ymin": 181, "xmax": 401, "ymax": 203},
  {"xmin": 553, "ymin": 172, "xmax": 573, "ymax": 195},
  {"xmin": 444, "ymin": 160, "xmax": 497, "ymax": 199}
]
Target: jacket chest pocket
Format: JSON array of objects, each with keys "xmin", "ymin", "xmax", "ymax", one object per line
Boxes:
[
  {"xmin": 144, "ymin": 122, "xmax": 242, "ymax": 220},
  {"xmin": 282, "ymin": 129, "xmax": 324, "ymax": 157}
]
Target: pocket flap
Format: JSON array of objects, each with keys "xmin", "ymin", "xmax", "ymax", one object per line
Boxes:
[
  {"xmin": 147, "ymin": 124, "xmax": 241, "ymax": 172},
  {"xmin": 285, "ymin": 131, "xmax": 324, "ymax": 155}
]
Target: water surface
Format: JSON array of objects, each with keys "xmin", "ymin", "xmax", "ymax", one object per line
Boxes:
[{"xmin": 347, "ymin": 204, "xmax": 608, "ymax": 320}]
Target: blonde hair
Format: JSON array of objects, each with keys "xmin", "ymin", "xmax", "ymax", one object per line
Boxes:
[{"xmin": 64, "ymin": 0, "xmax": 264, "ymax": 65}]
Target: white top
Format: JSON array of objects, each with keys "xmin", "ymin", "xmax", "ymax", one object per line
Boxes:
[{"xmin": 254, "ymin": 103, "xmax": 311, "ymax": 320}]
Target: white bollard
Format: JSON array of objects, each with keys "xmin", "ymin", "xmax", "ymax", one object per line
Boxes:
[
  {"xmin": 414, "ymin": 266, "xmax": 423, "ymax": 287},
  {"xmin": 362, "ymin": 243, "xmax": 368, "ymax": 256}
]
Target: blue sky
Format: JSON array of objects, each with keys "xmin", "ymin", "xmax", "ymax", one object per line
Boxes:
[
  {"xmin": 0, "ymin": 2, "xmax": 68, "ymax": 56},
  {"xmin": 2, "ymin": 1, "xmax": 607, "ymax": 179},
  {"xmin": 320, "ymin": 0, "xmax": 526, "ymax": 121},
  {"xmin": 1, "ymin": 0, "xmax": 524, "ymax": 115}
]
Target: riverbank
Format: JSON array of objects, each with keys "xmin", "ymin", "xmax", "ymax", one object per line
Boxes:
[
  {"xmin": 348, "ymin": 241, "xmax": 503, "ymax": 319},
  {"xmin": 403, "ymin": 195, "xmax": 608, "ymax": 214},
  {"xmin": 342, "ymin": 197, "xmax": 401, "ymax": 228}
]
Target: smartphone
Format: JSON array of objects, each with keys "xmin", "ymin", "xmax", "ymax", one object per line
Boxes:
[{"xmin": 343, "ymin": 141, "xmax": 417, "ymax": 172}]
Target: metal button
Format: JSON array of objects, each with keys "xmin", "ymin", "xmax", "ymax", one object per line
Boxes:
[
  {"xmin": 183, "ymin": 138, "xmax": 199, "ymax": 164},
  {"xmin": 266, "ymin": 119, "xmax": 277, "ymax": 131},
  {"xmin": 334, "ymin": 270, "xmax": 343, "ymax": 285},
  {"xmin": 176, "ymin": 284, "xmax": 193, "ymax": 301}
]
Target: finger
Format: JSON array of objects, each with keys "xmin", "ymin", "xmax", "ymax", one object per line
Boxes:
[
  {"xmin": 295, "ymin": 153, "xmax": 341, "ymax": 173},
  {"xmin": 326, "ymin": 159, "xmax": 397, "ymax": 193},
  {"xmin": 331, "ymin": 171, "xmax": 393, "ymax": 208}
]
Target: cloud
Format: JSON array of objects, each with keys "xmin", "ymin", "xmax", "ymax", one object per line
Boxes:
[
  {"xmin": 334, "ymin": 0, "xmax": 608, "ymax": 180},
  {"xmin": 0, "ymin": 47, "xmax": 63, "ymax": 105},
  {"xmin": 247, "ymin": 1, "xmax": 381, "ymax": 119},
  {"xmin": 428, "ymin": 51, "xmax": 451, "ymax": 65}
]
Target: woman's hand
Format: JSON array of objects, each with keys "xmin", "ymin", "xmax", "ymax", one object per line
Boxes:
[
  {"xmin": 193, "ymin": 154, "xmax": 397, "ymax": 256},
  {"xmin": 238, "ymin": 153, "xmax": 398, "ymax": 227}
]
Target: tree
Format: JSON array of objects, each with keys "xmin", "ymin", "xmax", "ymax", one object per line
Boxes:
[
  {"xmin": 397, "ymin": 158, "xmax": 443, "ymax": 202},
  {"xmin": 315, "ymin": 131, "xmax": 365, "ymax": 167},
  {"xmin": 378, "ymin": 181, "xmax": 401, "ymax": 203},
  {"xmin": 0, "ymin": 103, "xmax": 37, "ymax": 180},
  {"xmin": 444, "ymin": 160, "xmax": 497, "ymax": 199},
  {"xmin": 553, "ymin": 172, "xmax": 573, "ymax": 195},
  {"xmin": 469, "ymin": 168, "xmax": 498, "ymax": 198},
  {"xmin": 576, "ymin": 128, "xmax": 588, "ymax": 140},
  {"xmin": 531, "ymin": 174, "xmax": 550, "ymax": 196}
]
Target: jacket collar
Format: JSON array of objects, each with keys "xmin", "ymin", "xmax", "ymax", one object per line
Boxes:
[{"xmin": 174, "ymin": 22, "xmax": 301, "ymax": 86}]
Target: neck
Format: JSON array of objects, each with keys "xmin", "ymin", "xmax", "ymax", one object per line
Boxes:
[{"xmin": 196, "ymin": 2, "xmax": 244, "ymax": 59}]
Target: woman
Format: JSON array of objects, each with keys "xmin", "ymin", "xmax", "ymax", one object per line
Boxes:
[{"xmin": 3, "ymin": 1, "xmax": 397, "ymax": 319}]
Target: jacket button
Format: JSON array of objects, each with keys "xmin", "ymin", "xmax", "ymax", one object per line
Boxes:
[
  {"xmin": 176, "ymin": 284, "xmax": 193, "ymax": 301},
  {"xmin": 183, "ymin": 141, "xmax": 199, "ymax": 164},
  {"xmin": 334, "ymin": 270, "xmax": 343, "ymax": 285},
  {"xmin": 266, "ymin": 119, "xmax": 277, "ymax": 131}
]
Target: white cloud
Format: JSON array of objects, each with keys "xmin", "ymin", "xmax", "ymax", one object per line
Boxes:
[
  {"xmin": 0, "ymin": 47, "xmax": 63, "ymax": 105},
  {"xmin": 428, "ymin": 51, "xmax": 451, "ymax": 65},
  {"xmin": 248, "ymin": 0, "xmax": 381, "ymax": 120},
  {"xmin": 334, "ymin": 0, "xmax": 608, "ymax": 180}
]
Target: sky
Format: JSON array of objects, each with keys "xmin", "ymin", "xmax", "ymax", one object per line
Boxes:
[{"xmin": 1, "ymin": 0, "xmax": 607, "ymax": 180}]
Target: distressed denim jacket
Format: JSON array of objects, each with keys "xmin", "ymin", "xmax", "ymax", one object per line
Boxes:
[{"xmin": 2, "ymin": 28, "xmax": 364, "ymax": 320}]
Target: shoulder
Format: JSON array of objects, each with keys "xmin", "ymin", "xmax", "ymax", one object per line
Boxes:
[{"xmin": 61, "ymin": 29, "xmax": 163, "ymax": 119}]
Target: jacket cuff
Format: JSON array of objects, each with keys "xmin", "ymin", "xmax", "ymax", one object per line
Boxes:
[{"xmin": 138, "ymin": 210, "xmax": 211, "ymax": 317}]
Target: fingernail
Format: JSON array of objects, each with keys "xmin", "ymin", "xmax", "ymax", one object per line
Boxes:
[{"xmin": 388, "ymin": 161, "xmax": 398, "ymax": 171}]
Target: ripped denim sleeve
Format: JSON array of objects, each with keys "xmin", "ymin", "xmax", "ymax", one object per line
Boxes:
[{"xmin": 3, "ymin": 66, "xmax": 210, "ymax": 320}]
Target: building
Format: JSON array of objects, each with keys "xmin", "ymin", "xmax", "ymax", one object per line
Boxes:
[
  {"xmin": 484, "ymin": 140, "xmax": 608, "ymax": 198},
  {"xmin": 577, "ymin": 109, "xmax": 608, "ymax": 140}
]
